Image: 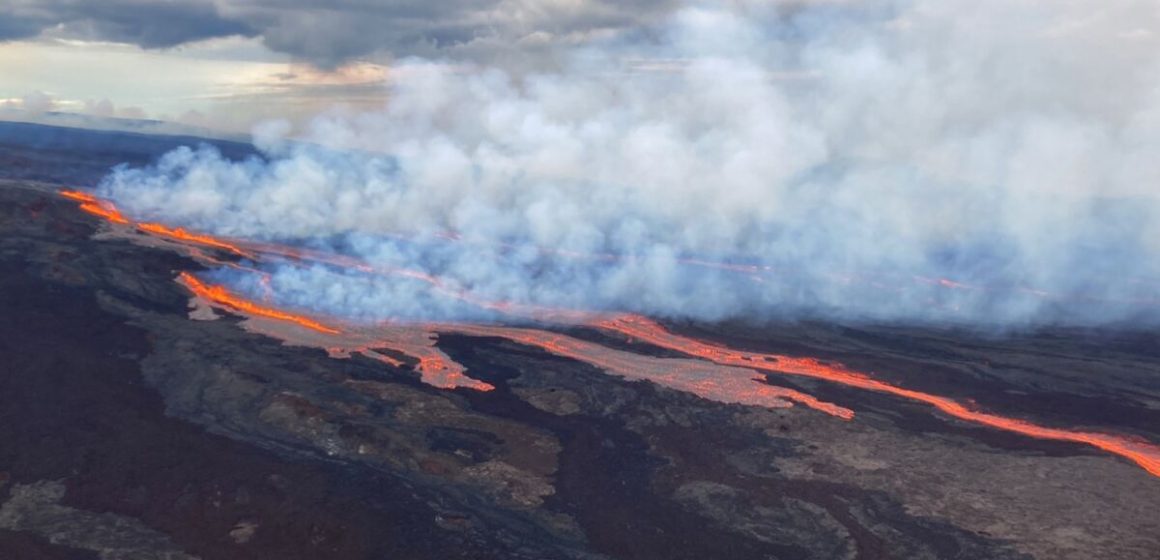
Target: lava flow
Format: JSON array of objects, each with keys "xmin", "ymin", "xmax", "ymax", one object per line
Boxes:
[
  {"xmin": 57, "ymin": 190, "xmax": 496, "ymax": 391},
  {"xmin": 439, "ymin": 324, "xmax": 854, "ymax": 418},
  {"xmin": 63, "ymin": 190, "xmax": 130, "ymax": 224},
  {"xmin": 179, "ymin": 272, "xmax": 340, "ymax": 335},
  {"xmin": 58, "ymin": 188, "xmax": 1160, "ymax": 479},
  {"xmin": 595, "ymin": 314, "xmax": 1160, "ymax": 478},
  {"xmin": 179, "ymin": 271, "xmax": 494, "ymax": 391},
  {"xmin": 138, "ymin": 223, "xmax": 253, "ymax": 258}
]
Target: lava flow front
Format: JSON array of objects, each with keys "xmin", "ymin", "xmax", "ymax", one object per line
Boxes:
[{"xmin": 58, "ymin": 188, "xmax": 1160, "ymax": 480}]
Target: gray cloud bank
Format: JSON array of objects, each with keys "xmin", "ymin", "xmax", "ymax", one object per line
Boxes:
[
  {"xmin": 2, "ymin": 0, "xmax": 677, "ymax": 67},
  {"xmin": 98, "ymin": 0, "xmax": 1160, "ymax": 328}
]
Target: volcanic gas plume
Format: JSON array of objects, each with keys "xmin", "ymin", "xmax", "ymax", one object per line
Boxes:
[
  {"xmin": 92, "ymin": 1, "xmax": 1160, "ymax": 328},
  {"xmin": 59, "ymin": 190, "xmax": 1160, "ymax": 479}
]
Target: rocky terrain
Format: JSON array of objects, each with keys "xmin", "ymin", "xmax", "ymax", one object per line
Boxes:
[{"xmin": 1, "ymin": 122, "xmax": 1159, "ymax": 559}]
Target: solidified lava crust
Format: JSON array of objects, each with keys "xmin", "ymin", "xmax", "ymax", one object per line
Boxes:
[{"xmin": 2, "ymin": 126, "xmax": 1160, "ymax": 560}]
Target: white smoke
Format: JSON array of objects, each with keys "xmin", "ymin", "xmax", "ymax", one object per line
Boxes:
[{"xmin": 99, "ymin": 0, "xmax": 1160, "ymax": 327}]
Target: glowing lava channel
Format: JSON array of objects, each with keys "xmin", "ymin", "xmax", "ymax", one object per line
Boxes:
[
  {"xmin": 60, "ymin": 190, "xmax": 496, "ymax": 392},
  {"xmin": 63, "ymin": 190, "xmax": 130, "ymax": 224},
  {"xmin": 58, "ymin": 189, "xmax": 1160, "ymax": 479},
  {"xmin": 138, "ymin": 223, "xmax": 253, "ymax": 258},
  {"xmin": 595, "ymin": 314, "xmax": 1160, "ymax": 478},
  {"xmin": 179, "ymin": 272, "xmax": 340, "ymax": 335},
  {"xmin": 438, "ymin": 324, "xmax": 854, "ymax": 418}
]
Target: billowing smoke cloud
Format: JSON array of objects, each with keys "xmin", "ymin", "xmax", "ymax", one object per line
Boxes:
[{"xmin": 98, "ymin": 0, "xmax": 1160, "ymax": 327}]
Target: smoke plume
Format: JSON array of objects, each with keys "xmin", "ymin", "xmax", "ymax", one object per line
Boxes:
[{"xmin": 97, "ymin": 0, "xmax": 1160, "ymax": 327}]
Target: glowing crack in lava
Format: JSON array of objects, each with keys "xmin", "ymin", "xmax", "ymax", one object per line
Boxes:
[
  {"xmin": 58, "ymin": 188, "xmax": 1160, "ymax": 479},
  {"xmin": 595, "ymin": 314, "xmax": 1160, "ymax": 478}
]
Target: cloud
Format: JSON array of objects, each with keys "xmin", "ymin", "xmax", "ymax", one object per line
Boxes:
[
  {"xmin": 83, "ymin": 98, "xmax": 115, "ymax": 118},
  {"xmin": 4, "ymin": 0, "xmax": 679, "ymax": 67},
  {"xmin": 21, "ymin": 90, "xmax": 56, "ymax": 112},
  {"xmin": 0, "ymin": 7, "xmax": 48, "ymax": 41},
  {"xmin": 2, "ymin": 1, "xmax": 255, "ymax": 47},
  {"xmin": 96, "ymin": 0, "xmax": 1160, "ymax": 328}
]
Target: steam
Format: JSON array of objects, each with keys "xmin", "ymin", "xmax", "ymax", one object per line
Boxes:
[{"xmin": 98, "ymin": 0, "xmax": 1160, "ymax": 327}]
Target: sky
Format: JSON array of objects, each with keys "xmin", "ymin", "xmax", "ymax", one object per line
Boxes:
[
  {"xmin": 0, "ymin": 36, "xmax": 395, "ymax": 131},
  {"xmin": 4, "ymin": 1, "xmax": 1156, "ymax": 133},
  {"xmin": 0, "ymin": 0, "xmax": 679, "ymax": 133}
]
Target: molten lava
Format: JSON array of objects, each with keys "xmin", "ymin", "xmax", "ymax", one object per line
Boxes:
[
  {"xmin": 351, "ymin": 328, "xmax": 494, "ymax": 392},
  {"xmin": 595, "ymin": 314, "xmax": 1160, "ymax": 478},
  {"xmin": 60, "ymin": 190, "xmax": 98, "ymax": 203},
  {"xmin": 179, "ymin": 272, "xmax": 341, "ymax": 335},
  {"xmin": 63, "ymin": 189, "xmax": 131, "ymax": 224},
  {"xmin": 44, "ymin": 189, "xmax": 504, "ymax": 392},
  {"xmin": 439, "ymin": 324, "xmax": 853, "ymax": 418},
  {"xmin": 59, "ymin": 187, "xmax": 1160, "ymax": 479},
  {"xmin": 78, "ymin": 202, "xmax": 130, "ymax": 224},
  {"xmin": 138, "ymin": 223, "xmax": 252, "ymax": 258}
]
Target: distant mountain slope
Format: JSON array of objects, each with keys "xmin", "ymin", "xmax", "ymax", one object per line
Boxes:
[{"xmin": 0, "ymin": 121, "xmax": 257, "ymax": 186}]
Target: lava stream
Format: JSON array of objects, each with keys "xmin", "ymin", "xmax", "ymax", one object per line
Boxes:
[
  {"xmin": 179, "ymin": 272, "xmax": 340, "ymax": 335},
  {"xmin": 58, "ymin": 190, "xmax": 498, "ymax": 391},
  {"xmin": 58, "ymin": 188, "xmax": 1160, "ymax": 478},
  {"xmin": 63, "ymin": 191, "xmax": 130, "ymax": 224},
  {"xmin": 595, "ymin": 314, "xmax": 1160, "ymax": 478},
  {"xmin": 438, "ymin": 324, "xmax": 854, "ymax": 418},
  {"xmin": 138, "ymin": 223, "xmax": 253, "ymax": 258},
  {"xmin": 60, "ymin": 190, "xmax": 98, "ymax": 203},
  {"xmin": 180, "ymin": 271, "xmax": 494, "ymax": 391}
]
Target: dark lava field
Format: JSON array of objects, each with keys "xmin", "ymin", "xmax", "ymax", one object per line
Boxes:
[{"xmin": 1, "ymin": 122, "xmax": 1159, "ymax": 560}]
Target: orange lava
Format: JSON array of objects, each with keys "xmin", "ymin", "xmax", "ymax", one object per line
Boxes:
[
  {"xmin": 415, "ymin": 353, "xmax": 494, "ymax": 392},
  {"xmin": 62, "ymin": 189, "xmax": 129, "ymax": 224},
  {"xmin": 355, "ymin": 329, "xmax": 495, "ymax": 392},
  {"xmin": 175, "ymin": 271, "xmax": 494, "ymax": 391},
  {"xmin": 596, "ymin": 314, "xmax": 1160, "ymax": 477},
  {"xmin": 179, "ymin": 272, "xmax": 341, "ymax": 335},
  {"xmin": 77, "ymin": 202, "xmax": 130, "ymax": 224},
  {"xmin": 138, "ymin": 223, "xmax": 252, "ymax": 258},
  {"xmin": 440, "ymin": 324, "xmax": 853, "ymax": 418},
  {"xmin": 58, "ymin": 187, "xmax": 1160, "ymax": 477},
  {"xmin": 62, "ymin": 190, "xmax": 252, "ymax": 256},
  {"xmin": 60, "ymin": 190, "xmax": 98, "ymax": 203}
]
